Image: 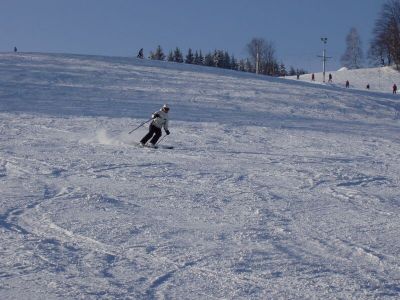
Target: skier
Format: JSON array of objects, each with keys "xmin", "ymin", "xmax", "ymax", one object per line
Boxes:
[
  {"xmin": 137, "ymin": 48, "xmax": 144, "ymax": 59},
  {"xmin": 311, "ymin": 73, "xmax": 315, "ymax": 81},
  {"xmin": 366, "ymin": 84, "xmax": 370, "ymax": 90},
  {"xmin": 345, "ymin": 80, "xmax": 349, "ymax": 88},
  {"xmin": 328, "ymin": 73, "xmax": 333, "ymax": 82},
  {"xmin": 139, "ymin": 104, "xmax": 170, "ymax": 147},
  {"xmin": 393, "ymin": 84, "xmax": 397, "ymax": 94},
  {"xmin": 14, "ymin": 46, "xmax": 17, "ymax": 53}
]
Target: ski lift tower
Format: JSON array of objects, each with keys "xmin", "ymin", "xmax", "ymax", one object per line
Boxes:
[{"xmin": 318, "ymin": 37, "xmax": 331, "ymax": 83}]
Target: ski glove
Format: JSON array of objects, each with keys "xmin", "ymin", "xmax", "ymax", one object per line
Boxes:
[
  {"xmin": 165, "ymin": 130, "xmax": 170, "ymax": 135},
  {"xmin": 153, "ymin": 113, "xmax": 160, "ymax": 119}
]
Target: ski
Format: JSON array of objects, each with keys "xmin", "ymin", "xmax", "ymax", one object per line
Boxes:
[{"xmin": 136, "ymin": 143, "xmax": 174, "ymax": 149}]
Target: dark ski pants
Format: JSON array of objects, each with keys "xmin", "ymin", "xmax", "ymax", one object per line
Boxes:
[{"xmin": 140, "ymin": 124, "xmax": 162, "ymax": 145}]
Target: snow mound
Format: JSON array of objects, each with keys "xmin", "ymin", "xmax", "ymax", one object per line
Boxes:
[{"xmin": 286, "ymin": 64, "xmax": 400, "ymax": 92}]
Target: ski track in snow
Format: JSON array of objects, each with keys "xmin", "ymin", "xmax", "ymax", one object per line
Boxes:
[{"xmin": 1, "ymin": 53, "xmax": 400, "ymax": 299}]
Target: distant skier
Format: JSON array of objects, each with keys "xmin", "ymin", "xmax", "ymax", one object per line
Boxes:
[
  {"xmin": 393, "ymin": 84, "xmax": 397, "ymax": 94},
  {"xmin": 328, "ymin": 73, "xmax": 333, "ymax": 82},
  {"xmin": 14, "ymin": 46, "xmax": 17, "ymax": 53},
  {"xmin": 311, "ymin": 73, "xmax": 315, "ymax": 81},
  {"xmin": 137, "ymin": 48, "xmax": 144, "ymax": 59},
  {"xmin": 366, "ymin": 84, "xmax": 370, "ymax": 90},
  {"xmin": 139, "ymin": 104, "xmax": 170, "ymax": 147},
  {"xmin": 345, "ymin": 80, "xmax": 349, "ymax": 88},
  {"xmin": 296, "ymin": 74, "xmax": 300, "ymax": 80}
]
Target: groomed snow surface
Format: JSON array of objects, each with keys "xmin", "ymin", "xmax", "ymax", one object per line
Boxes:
[
  {"xmin": 288, "ymin": 66, "xmax": 400, "ymax": 93},
  {"xmin": 1, "ymin": 53, "xmax": 400, "ymax": 299}
]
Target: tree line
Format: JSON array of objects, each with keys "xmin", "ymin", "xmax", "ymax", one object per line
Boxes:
[
  {"xmin": 342, "ymin": 0, "xmax": 400, "ymax": 70},
  {"xmin": 144, "ymin": 0, "xmax": 400, "ymax": 75},
  {"xmin": 369, "ymin": 0, "xmax": 400, "ymax": 69},
  {"xmin": 141, "ymin": 41, "xmax": 307, "ymax": 77},
  {"xmin": 143, "ymin": 0, "xmax": 400, "ymax": 75}
]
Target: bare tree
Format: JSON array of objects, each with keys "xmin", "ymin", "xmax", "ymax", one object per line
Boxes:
[
  {"xmin": 247, "ymin": 38, "xmax": 263, "ymax": 74},
  {"xmin": 369, "ymin": 0, "xmax": 400, "ymax": 69},
  {"xmin": 341, "ymin": 27, "xmax": 364, "ymax": 69},
  {"xmin": 246, "ymin": 38, "xmax": 277, "ymax": 75}
]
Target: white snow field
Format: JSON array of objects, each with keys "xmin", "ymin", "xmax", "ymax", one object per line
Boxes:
[
  {"xmin": 288, "ymin": 65, "xmax": 400, "ymax": 94},
  {"xmin": 1, "ymin": 53, "xmax": 400, "ymax": 299}
]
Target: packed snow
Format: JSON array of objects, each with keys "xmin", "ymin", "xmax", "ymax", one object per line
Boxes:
[
  {"xmin": 1, "ymin": 52, "xmax": 400, "ymax": 299},
  {"xmin": 288, "ymin": 65, "xmax": 400, "ymax": 93}
]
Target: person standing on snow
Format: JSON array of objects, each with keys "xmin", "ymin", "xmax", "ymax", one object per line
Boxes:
[
  {"xmin": 345, "ymin": 80, "xmax": 350, "ymax": 88},
  {"xmin": 137, "ymin": 48, "xmax": 144, "ymax": 59},
  {"xmin": 140, "ymin": 104, "xmax": 170, "ymax": 147},
  {"xmin": 393, "ymin": 84, "xmax": 397, "ymax": 94}
]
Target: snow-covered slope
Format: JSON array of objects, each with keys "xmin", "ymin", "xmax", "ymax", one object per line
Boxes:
[
  {"xmin": 287, "ymin": 65, "xmax": 400, "ymax": 93},
  {"xmin": 1, "ymin": 52, "xmax": 400, "ymax": 299}
]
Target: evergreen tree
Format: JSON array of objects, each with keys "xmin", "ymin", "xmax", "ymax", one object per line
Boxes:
[
  {"xmin": 194, "ymin": 51, "xmax": 200, "ymax": 65},
  {"xmin": 173, "ymin": 47, "xmax": 184, "ymax": 63},
  {"xmin": 198, "ymin": 50, "xmax": 204, "ymax": 65},
  {"xmin": 230, "ymin": 55, "xmax": 238, "ymax": 70},
  {"xmin": 279, "ymin": 63, "xmax": 287, "ymax": 76},
  {"xmin": 194, "ymin": 50, "xmax": 204, "ymax": 65},
  {"xmin": 204, "ymin": 52, "xmax": 214, "ymax": 66},
  {"xmin": 185, "ymin": 48, "xmax": 194, "ymax": 64},
  {"xmin": 153, "ymin": 45, "xmax": 165, "ymax": 60},
  {"xmin": 223, "ymin": 51, "xmax": 231, "ymax": 69},
  {"xmin": 167, "ymin": 51, "xmax": 174, "ymax": 62},
  {"xmin": 213, "ymin": 50, "xmax": 227, "ymax": 68}
]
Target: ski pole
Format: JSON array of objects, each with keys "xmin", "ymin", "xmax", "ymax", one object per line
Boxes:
[
  {"xmin": 128, "ymin": 118, "xmax": 152, "ymax": 134},
  {"xmin": 156, "ymin": 134, "xmax": 168, "ymax": 146}
]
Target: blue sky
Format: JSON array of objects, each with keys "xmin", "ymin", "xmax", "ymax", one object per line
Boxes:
[{"xmin": 0, "ymin": 0, "xmax": 385, "ymax": 72}]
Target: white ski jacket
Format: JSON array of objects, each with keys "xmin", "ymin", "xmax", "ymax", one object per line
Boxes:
[{"xmin": 151, "ymin": 109, "xmax": 169, "ymax": 130}]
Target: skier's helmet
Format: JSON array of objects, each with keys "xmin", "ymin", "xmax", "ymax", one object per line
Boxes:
[{"xmin": 162, "ymin": 104, "xmax": 170, "ymax": 112}]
